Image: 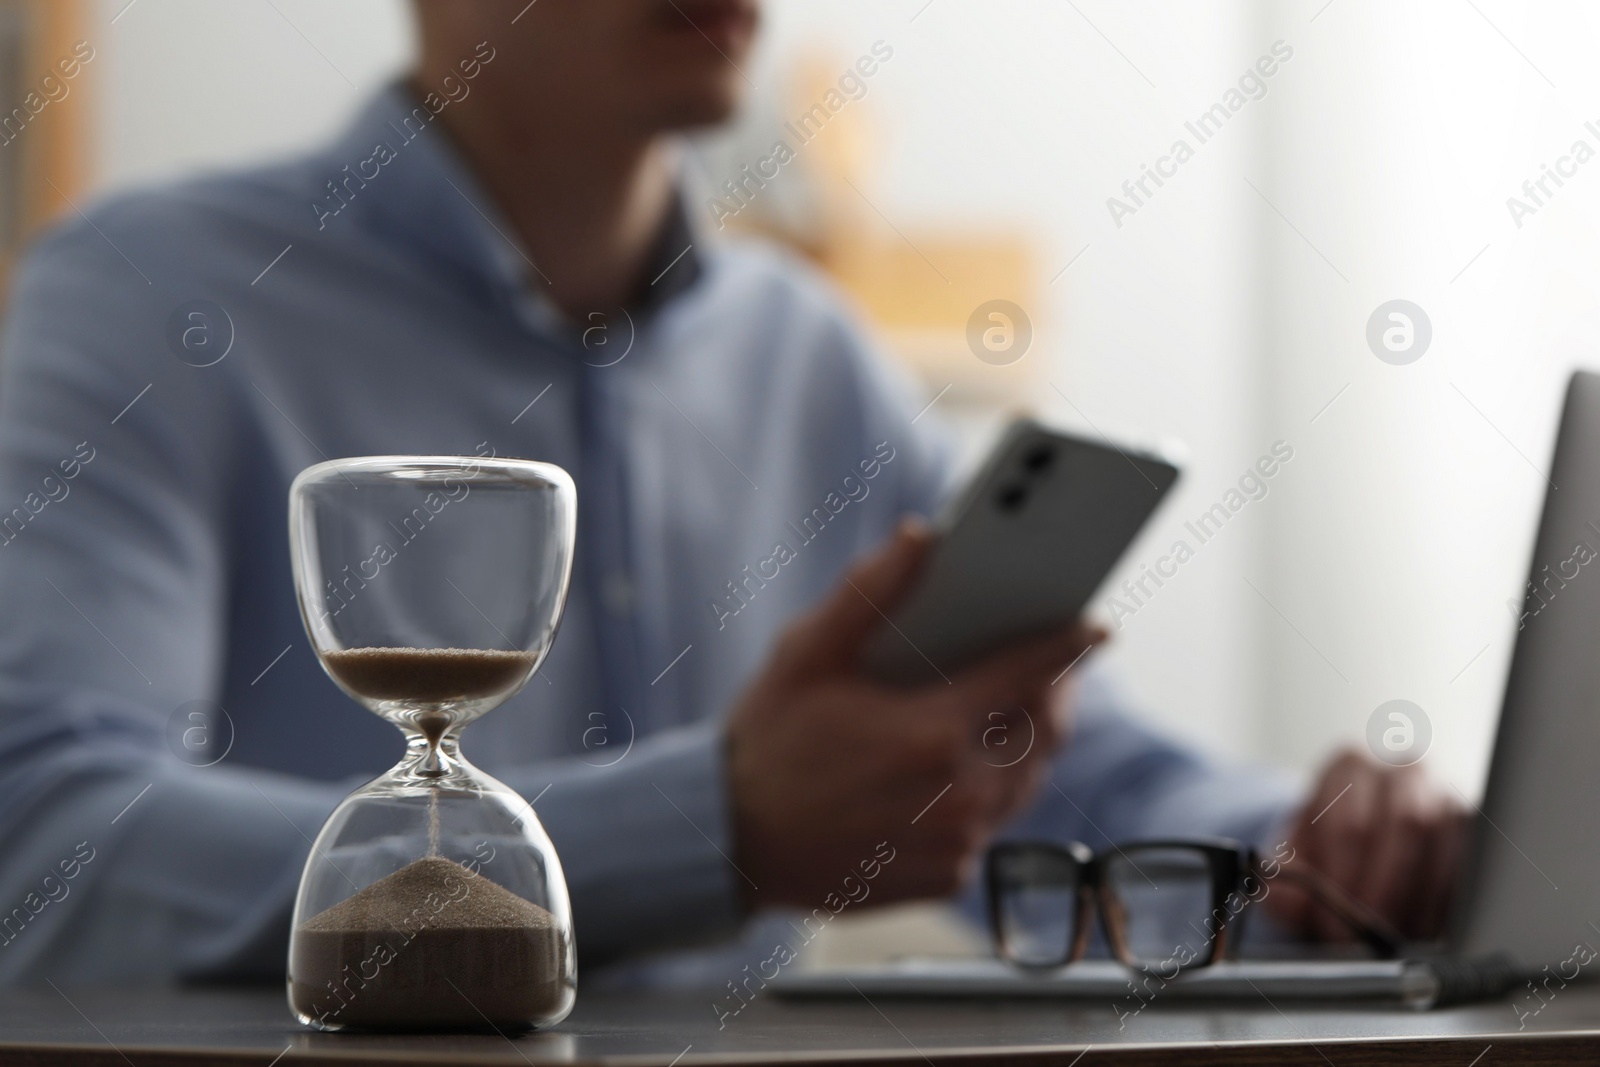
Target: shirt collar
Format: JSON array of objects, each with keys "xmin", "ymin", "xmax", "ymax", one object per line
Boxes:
[{"xmin": 328, "ymin": 83, "xmax": 706, "ymax": 338}]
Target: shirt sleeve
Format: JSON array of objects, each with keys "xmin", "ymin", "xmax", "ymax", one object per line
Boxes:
[
  {"xmin": 1019, "ymin": 666, "xmax": 1300, "ymax": 848},
  {"xmin": 0, "ymin": 221, "xmax": 349, "ymax": 984},
  {"xmin": 494, "ymin": 720, "xmax": 746, "ymax": 966},
  {"xmin": 952, "ymin": 665, "xmax": 1302, "ymax": 938}
]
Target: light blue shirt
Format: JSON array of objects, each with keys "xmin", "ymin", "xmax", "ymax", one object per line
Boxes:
[{"xmin": 0, "ymin": 86, "xmax": 1295, "ymax": 984}]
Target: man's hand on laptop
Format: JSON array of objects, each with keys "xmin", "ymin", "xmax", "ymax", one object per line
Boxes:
[
  {"xmin": 1268, "ymin": 748, "xmax": 1470, "ymax": 943},
  {"xmin": 726, "ymin": 519, "xmax": 1106, "ymax": 913}
]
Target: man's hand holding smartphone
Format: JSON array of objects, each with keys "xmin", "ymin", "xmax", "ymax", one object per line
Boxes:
[{"xmin": 726, "ymin": 519, "xmax": 1106, "ymax": 912}]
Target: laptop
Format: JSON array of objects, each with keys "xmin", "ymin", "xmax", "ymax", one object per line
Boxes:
[{"xmin": 776, "ymin": 370, "xmax": 1600, "ymax": 1009}]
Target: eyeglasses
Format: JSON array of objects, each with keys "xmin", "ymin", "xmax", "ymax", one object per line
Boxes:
[{"xmin": 986, "ymin": 838, "xmax": 1404, "ymax": 973}]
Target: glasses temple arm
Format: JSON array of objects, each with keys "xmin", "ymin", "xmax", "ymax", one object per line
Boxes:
[{"xmin": 1258, "ymin": 861, "xmax": 1406, "ymax": 959}]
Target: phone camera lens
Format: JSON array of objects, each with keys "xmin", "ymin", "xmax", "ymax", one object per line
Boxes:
[
  {"xmin": 997, "ymin": 484, "xmax": 1028, "ymax": 511},
  {"xmin": 1022, "ymin": 445, "xmax": 1055, "ymax": 474}
]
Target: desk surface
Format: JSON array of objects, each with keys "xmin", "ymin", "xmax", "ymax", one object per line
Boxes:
[{"xmin": 0, "ymin": 982, "xmax": 1596, "ymax": 1067}]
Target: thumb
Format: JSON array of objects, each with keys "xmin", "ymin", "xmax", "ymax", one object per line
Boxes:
[{"xmin": 780, "ymin": 517, "xmax": 933, "ymax": 675}]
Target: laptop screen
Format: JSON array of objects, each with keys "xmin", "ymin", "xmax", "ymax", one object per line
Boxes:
[{"xmin": 1455, "ymin": 370, "xmax": 1600, "ymax": 965}]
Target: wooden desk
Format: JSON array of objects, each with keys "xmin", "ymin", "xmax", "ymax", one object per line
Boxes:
[{"xmin": 0, "ymin": 982, "xmax": 1596, "ymax": 1066}]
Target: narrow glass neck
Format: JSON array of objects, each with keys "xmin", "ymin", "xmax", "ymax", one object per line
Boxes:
[{"xmin": 399, "ymin": 728, "xmax": 470, "ymax": 782}]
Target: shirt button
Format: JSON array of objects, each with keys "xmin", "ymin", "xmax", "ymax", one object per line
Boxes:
[{"xmin": 602, "ymin": 573, "xmax": 636, "ymax": 617}]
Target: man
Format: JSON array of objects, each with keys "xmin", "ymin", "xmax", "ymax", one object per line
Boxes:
[{"xmin": 0, "ymin": 0, "xmax": 1458, "ymax": 984}]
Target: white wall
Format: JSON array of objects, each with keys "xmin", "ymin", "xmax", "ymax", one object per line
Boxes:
[
  {"xmin": 89, "ymin": 0, "xmax": 410, "ymax": 191},
  {"xmin": 1259, "ymin": 0, "xmax": 1600, "ymax": 795},
  {"xmin": 77, "ymin": 0, "xmax": 1598, "ymax": 793}
]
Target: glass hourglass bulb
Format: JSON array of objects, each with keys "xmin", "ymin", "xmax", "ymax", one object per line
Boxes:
[{"xmin": 284, "ymin": 455, "xmax": 577, "ymax": 1032}]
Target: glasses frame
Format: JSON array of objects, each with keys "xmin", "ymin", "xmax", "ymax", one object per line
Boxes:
[{"xmin": 986, "ymin": 837, "xmax": 1403, "ymax": 974}]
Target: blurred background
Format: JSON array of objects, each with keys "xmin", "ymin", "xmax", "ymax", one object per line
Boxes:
[{"xmin": 4, "ymin": 0, "xmax": 1593, "ymax": 954}]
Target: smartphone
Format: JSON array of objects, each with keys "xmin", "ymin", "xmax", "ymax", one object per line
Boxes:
[{"xmin": 862, "ymin": 418, "xmax": 1180, "ymax": 685}]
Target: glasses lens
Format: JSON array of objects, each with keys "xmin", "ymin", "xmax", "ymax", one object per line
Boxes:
[
  {"xmin": 992, "ymin": 848, "xmax": 1079, "ymax": 967},
  {"xmin": 1102, "ymin": 847, "xmax": 1216, "ymax": 969}
]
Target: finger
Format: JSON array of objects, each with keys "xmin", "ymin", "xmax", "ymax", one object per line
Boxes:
[
  {"xmin": 949, "ymin": 685, "xmax": 1064, "ymax": 833},
  {"xmin": 1393, "ymin": 800, "xmax": 1445, "ymax": 942},
  {"xmin": 1357, "ymin": 766, "xmax": 1430, "ymax": 931},
  {"xmin": 973, "ymin": 705, "xmax": 1045, "ymax": 768},
  {"xmin": 977, "ymin": 721, "xmax": 1049, "ymax": 815},
  {"xmin": 1279, "ymin": 753, "xmax": 1360, "ymax": 940},
  {"xmin": 1391, "ymin": 784, "xmax": 1461, "ymax": 941},
  {"xmin": 933, "ymin": 622, "xmax": 1107, "ymax": 717},
  {"xmin": 777, "ymin": 518, "xmax": 933, "ymax": 675},
  {"xmin": 1052, "ymin": 622, "xmax": 1110, "ymax": 683},
  {"xmin": 982, "ymin": 687, "xmax": 1067, "ymax": 757},
  {"xmin": 1314, "ymin": 782, "xmax": 1376, "ymax": 942},
  {"xmin": 1304, "ymin": 753, "xmax": 1379, "ymax": 942},
  {"xmin": 1050, "ymin": 696, "xmax": 1075, "ymax": 754},
  {"xmin": 1412, "ymin": 805, "xmax": 1470, "ymax": 941},
  {"xmin": 988, "ymin": 753, "xmax": 1051, "ymax": 826},
  {"xmin": 1031, "ymin": 684, "xmax": 1073, "ymax": 755}
]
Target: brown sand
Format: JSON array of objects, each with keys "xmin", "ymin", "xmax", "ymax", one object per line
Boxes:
[
  {"xmin": 323, "ymin": 647, "xmax": 535, "ymax": 705},
  {"xmin": 289, "ymin": 856, "xmax": 568, "ymax": 1030}
]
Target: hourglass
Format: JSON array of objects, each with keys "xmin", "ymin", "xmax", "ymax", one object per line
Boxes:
[{"xmin": 284, "ymin": 455, "xmax": 577, "ymax": 1032}]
